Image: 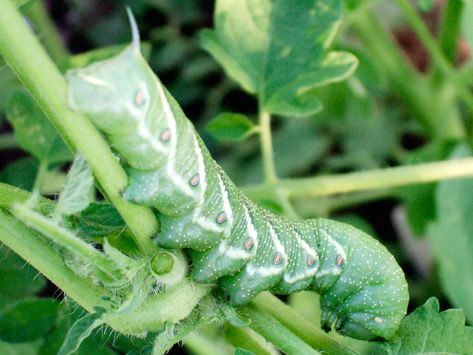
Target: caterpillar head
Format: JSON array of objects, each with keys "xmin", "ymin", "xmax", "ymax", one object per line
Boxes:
[{"xmin": 66, "ymin": 10, "xmax": 156, "ymax": 135}]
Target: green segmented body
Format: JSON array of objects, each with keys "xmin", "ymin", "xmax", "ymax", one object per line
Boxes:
[{"xmin": 66, "ymin": 31, "xmax": 408, "ymax": 341}]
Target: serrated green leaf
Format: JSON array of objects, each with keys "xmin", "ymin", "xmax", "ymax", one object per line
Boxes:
[
  {"xmin": 55, "ymin": 153, "xmax": 94, "ymax": 217},
  {"xmin": 201, "ymin": 0, "xmax": 357, "ymax": 116},
  {"xmin": 58, "ymin": 311, "xmax": 105, "ymax": 355},
  {"xmin": 206, "ymin": 113, "xmax": 255, "ymax": 142},
  {"xmin": 6, "ymin": 90, "xmax": 72, "ymax": 163},
  {"xmin": 39, "ymin": 302, "xmax": 116, "ymax": 355},
  {"xmin": 381, "ymin": 298, "xmax": 473, "ymax": 354},
  {"xmin": 428, "ymin": 144, "xmax": 473, "ymax": 322},
  {"xmin": 153, "ymin": 319, "xmax": 200, "ymax": 355},
  {"xmin": 0, "ymin": 298, "xmax": 60, "ymax": 343}
]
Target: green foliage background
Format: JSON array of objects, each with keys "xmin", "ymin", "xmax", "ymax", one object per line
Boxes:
[{"xmin": 0, "ymin": 0, "xmax": 473, "ymax": 354}]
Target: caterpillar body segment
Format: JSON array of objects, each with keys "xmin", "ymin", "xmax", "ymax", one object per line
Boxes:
[{"xmin": 66, "ymin": 43, "xmax": 408, "ymax": 340}]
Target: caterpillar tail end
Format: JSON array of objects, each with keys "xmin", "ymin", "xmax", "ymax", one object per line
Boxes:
[{"xmin": 319, "ymin": 302, "xmax": 405, "ymax": 341}]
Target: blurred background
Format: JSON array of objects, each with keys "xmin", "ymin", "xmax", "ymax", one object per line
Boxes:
[{"xmin": 0, "ymin": 0, "xmax": 472, "ymax": 353}]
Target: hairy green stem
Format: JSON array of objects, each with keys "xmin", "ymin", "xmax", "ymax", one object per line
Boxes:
[
  {"xmin": 106, "ymin": 281, "xmax": 211, "ymax": 334},
  {"xmin": 10, "ymin": 203, "xmax": 121, "ymax": 280},
  {"xmin": 259, "ymin": 110, "xmax": 278, "ymax": 184},
  {"xmin": 26, "ymin": 0, "xmax": 68, "ymax": 64},
  {"xmin": 241, "ymin": 305, "xmax": 321, "ymax": 355},
  {"xmin": 245, "ymin": 157, "xmax": 473, "ymax": 199},
  {"xmin": 252, "ymin": 292, "xmax": 356, "ymax": 355},
  {"xmin": 0, "ymin": 209, "xmax": 110, "ymax": 311},
  {"xmin": 0, "ymin": 0, "xmax": 158, "ymax": 253},
  {"xmin": 0, "ymin": 182, "xmax": 54, "ymax": 210},
  {"xmin": 0, "ymin": 209, "xmax": 209, "ymax": 335}
]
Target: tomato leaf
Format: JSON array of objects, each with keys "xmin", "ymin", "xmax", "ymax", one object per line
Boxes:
[
  {"xmin": 206, "ymin": 113, "xmax": 255, "ymax": 142},
  {"xmin": 58, "ymin": 310, "xmax": 105, "ymax": 355},
  {"xmin": 55, "ymin": 153, "xmax": 94, "ymax": 217},
  {"xmin": 381, "ymin": 298, "xmax": 473, "ymax": 354},
  {"xmin": 6, "ymin": 90, "xmax": 72, "ymax": 163},
  {"xmin": 428, "ymin": 144, "xmax": 473, "ymax": 322},
  {"xmin": 201, "ymin": 0, "xmax": 357, "ymax": 116},
  {"xmin": 0, "ymin": 299, "xmax": 60, "ymax": 343}
]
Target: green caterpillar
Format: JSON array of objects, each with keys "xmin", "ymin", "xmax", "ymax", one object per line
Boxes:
[{"xmin": 66, "ymin": 12, "xmax": 408, "ymax": 341}]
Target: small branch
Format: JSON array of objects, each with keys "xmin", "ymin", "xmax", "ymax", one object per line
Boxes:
[
  {"xmin": 0, "ymin": 184, "xmax": 210, "ymax": 336},
  {"xmin": 32, "ymin": 159, "xmax": 49, "ymax": 193},
  {"xmin": 395, "ymin": 0, "xmax": 453, "ymax": 75},
  {"xmin": 395, "ymin": 0, "xmax": 473, "ymax": 114},
  {"xmin": 225, "ymin": 325, "xmax": 275, "ymax": 355},
  {"xmin": 0, "ymin": 182, "xmax": 54, "ymax": 210},
  {"xmin": 0, "ymin": 0, "xmax": 158, "ymax": 253},
  {"xmin": 241, "ymin": 304, "xmax": 321, "ymax": 355},
  {"xmin": 244, "ymin": 158, "xmax": 473, "ymax": 199},
  {"xmin": 0, "ymin": 209, "xmax": 110, "ymax": 312},
  {"xmin": 438, "ymin": 0, "xmax": 464, "ymax": 64},
  {"xmin": 259, "ymin": 110, "xmax": 278, "ymax": 184},
  {"xmin": 185, "ymin": 329, "xmax": 235, "ymax": 355},
  {"xmin": 351, "ymin": 7, "xmax": 465, "ymax": 140},
  {"xmin": 10, "ymin": 203, "xmax": 121, "ymax": 281},
  {"xmin": 0, "ymin": 209, "xmax": 210, "ymax": 335},
  {"xmin": 251, "ymin": 292, "xmax": 357, "ymax": 355},
  {"xmin": 26, "ymin": 0, "xmax": 68, "ymax": 64},
  {"xmin": 293, "ymin": 189, "xmax": 398, "ymax": 218},
  {"xmin": 106, "ymin": 281, "xmax": 210, "ymax": 334}
]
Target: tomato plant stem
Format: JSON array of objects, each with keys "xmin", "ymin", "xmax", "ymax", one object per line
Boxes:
[
  {"xmin": 259, "ymin": 110, "xmax": 278, "ymax": 184},
  {"xmin": 351, "ymin": 8, "xmax": 466, "ymax": 140},
  {"xmin": 32, "ymin": 160, "xmax": 49, "ymax": 193},
  {"xmin": 252, "ymin": 292, "xmax": 357, "ymax": 355},
  {"xmin": 10, "ymin": 203, "xmax": 122, "ymax": 280},
  {"xmin": 0, "ymin": 0, "xmax": 158, "ymax": 253},
  {"xmin": 0, "ymin": 209, "xmax": 110, "ymax": 311},
  {"xmin": 395, "ymin": 0, "xmax": 473, "ymax": 114},
  {"xmin": 0, "ymin": 182, "xmax": 53, "ymax": 210},
  {"xmin": 438, "ymin": 0, "xmax": 464, "ymax": 65},
  {"xmin": 185, "ymin": 330, "xmax": 234, "ymax": 355},
  {"xmin": 26, "ymin": 0, "xmax": 68, "ymax": 64},
  {"xmin": 242, "ymin": 304, "xmax": 322, "ymax": 355},
  {"xmin": 225, "ymin": 325, "xmax": 275, "ymax": 355},
  {"xmin": 245, "ymin": 157, "xmax": 473, "ymax": 199}
]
